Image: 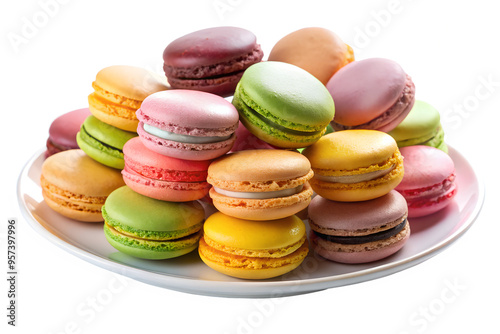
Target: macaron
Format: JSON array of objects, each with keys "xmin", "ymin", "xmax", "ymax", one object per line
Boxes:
[
  {"xmin": 163, "ymin": 26, "xmax": 264, "ymax": 97},
  {"xmin": 198, "ymin": 212, "xmax": 309, "ymax": 279},
  {"xmin": 327, "ymin": 58, "xmax": 416, "ymax": 132},
  {"xmin": 76, "ymin": 115, "xmax": 137, "ymax": 169},
  {"xmin": 268, "ymin": 27, "xmax": 354, "ymax": 85},
  {"xmin": 207, "ymin": 149, "xmax": 314, "ymax": 220},
  {"xmin": 302, "ymin": 130, "xmax": 404, "ymax": 202},
  {"xmin": 388, "ymin": 100, "xmax": 448, "ymax": 153},
  {"xmin": 88, "ymin": 65, "xmax": 170, "ymax": 132},
  {"xmin": 232, "ymin": 61, "xmax": 335, "ymax": 149},
  {"xmin": 122, "ymin": 137, "xmax": 212, "ymax": 202},
  {"xmin": 136, "ymin": 90, "xmax": 239, "ymax": 161},
  {"xmin": 308, "ymin": 191, "xmax": 410, "ymax": 264},
  {"xmin": 103, "ymin": 186, "xmax": 205, "ymax": 260},
  {"xmin": 40, "ymin": 149, "xmax": 125, "ymax": 222},
  {"xmin": 46, "ymin": 108, "xmax": 91, "ymax": 157},
  {"xmin": 395, "ymin": 146, "xmax": 457, "ymax": 217}
]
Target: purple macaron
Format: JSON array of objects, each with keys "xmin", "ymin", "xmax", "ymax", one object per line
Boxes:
[
  {"xmin": 327, "ymin": 58, "xmax": 415, "ymax": 132},
  {"xmin": 308, "ymin": 191, "xmax": 410, "ymax": 264},
  {"xmin": 136, "ymin": 90, "xmax": 239, "ymax": 161},
  {"xmin": 162, "ymin": 26, "xmax": 264, "ymax": 97},
  {"xmin": 46, "ymin": 108, "xmax": 91, "ymax": 157}
]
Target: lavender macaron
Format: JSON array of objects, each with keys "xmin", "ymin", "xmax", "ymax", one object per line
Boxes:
[
  {"xmin": 308, "ymin": 191, "xmax": 410, "ymax": 264},
  {"xmin": 136, "ymin": 90, "xmax": 239, "ymax": 161},
  {"xmin": 327, "ymin": 58, "xmax": 415, "ymax": 132}
]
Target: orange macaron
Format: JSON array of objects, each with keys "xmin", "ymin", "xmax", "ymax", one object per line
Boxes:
[{"xmin": 207, "ymin": 149, "xmax": 314, "ymax": 220}]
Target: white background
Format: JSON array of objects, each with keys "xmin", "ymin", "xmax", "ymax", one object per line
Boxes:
[{"xmin": 2, "ymin": 0, "xmax": 499, "ymax": 333}]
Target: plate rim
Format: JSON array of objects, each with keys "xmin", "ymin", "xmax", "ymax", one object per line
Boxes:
[{"xmin": 17, "ymin": 146, "xmax": 485, "ymax": 297}]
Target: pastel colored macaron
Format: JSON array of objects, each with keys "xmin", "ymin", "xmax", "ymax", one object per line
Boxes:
[
  {"xmin": 207, "ymin": 149, "xmax": 313, "ymax": 220},
  {"xmin": 88, "ymin": 65, "xmax": 170, "ymax": 132},
  {"xmin": 163, "ymin": 26, "xmax": 264, "ymax": 97},
  {"xmin": 103, "ymin": 186, "xmax": 205, "ymax": 260},
  {"xmin": 268, "ymin": 27, "xmax": 354, "ymax": 85},
  {"xmin": 232, "ymin": 61, "xmax": 335, "ymax": 149},
  {"xmin": 199, "ymin": 212, "xmax": 309, "ymax": 279},
  {"xmin": 388, "ymin": 100, "xmax": 448, "ymax": 153},
  {"xmin": 76, "ymin": 115, "xmax": 137, "ymax": 169},
  {"xmin": 308, "ymin": 191, "xmax": 410, "ymax": 264},
  {"xmin": 122, "ymin": 137, "xmax": 212, "ymax": 202},
  {"xmin": 46, "ymin": 108, "xmax": 91, "ymax": 157},
  {"xmin": 302, "ymin": 130, "xmax": 404, "ymax": 202},
  {"xmin": 395, "ymin": 146, "xmax": 457, "ymax": 217},
  {"xmin": 136, "ymin": 90, "xmax": 239, "ymax": 161},
  {"xmin": 327, "ymin": 58, "xmax": 416, "ymax": 132},
  {"xmin": 40, "ymin": 149, "xmax": 125, "ymax": 222}
]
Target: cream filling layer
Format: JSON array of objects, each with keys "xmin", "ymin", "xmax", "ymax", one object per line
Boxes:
[
  {"xmin": 315, "ymin": 165, "xmax": 395, "ymax": 184},
  {"xmin": 214, "ymin": 185, "xmax": 304, "ymax": 199},
  {"xmin": 143, "ymin": 123, "xmax": 231, "ymax": 144}
]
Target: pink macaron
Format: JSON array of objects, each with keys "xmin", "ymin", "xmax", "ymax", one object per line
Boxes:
[
  {"xmin": 229, "ymin": 121, "xmax": 277, "ymax": 152},
  {"xmin": 308, "ymin": 191, "xmax": 410, "ymax": 264},
  {"xmin": 327, "ymin": 58, "xmax": 415, "ymax": 132},
  {"xmin": 395, "ymin": 145, "xmax": 457, "ymax": 218},
  {"xmin": 46, "ymin": 108, "xmax": 91, "ymax": 157},
  {"xmin": 122, "ymin": 137, "xmax": 212, "ymax": 202},
  {"xmin": 136, "ymin": 90, "xmax": 239, "ymax": 161}
]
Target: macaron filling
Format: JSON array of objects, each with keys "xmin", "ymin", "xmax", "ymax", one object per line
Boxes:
[
  {"xmin": 313, "ymin": 219, "xmax": 407, "ymax": 245},
  {"xmin": 78, "ymin": 124, "xmax": 124, "ymax": 158},
  {"xmin": 315, "ymin": 165, "xmax": 395, "ymax": 184},
  {"xmin": 213, "ymin": 185, "xmax": 304, "ymax": 199},
  {"xmin": 143, "ymin": 123, "xmax": 232, "ymax": 144}
]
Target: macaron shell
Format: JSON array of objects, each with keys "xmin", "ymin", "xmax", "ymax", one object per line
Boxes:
[
  {"xmin": 308, "ymin": 191, "xmax": 408, "ymax": 234},
  {"xmin": 229, "ymin": 121, "xmax": 278, "ymax": 152},
  {"xmin": 88, "ymin": 94, "xmax": 139, "ymax": 132},
  {"xmin": 40, "ymin": 149, "xmax": 125, "ymax": 222},
  {"xmin": 76, "ymin": 132, "xmax": 126, "ymax": 169},
  {"xmin": 199, "ymin": 239, "xmax": 308, "ymax": 279},
  {"xmin": 46, "ymin": 108, "xmax": 91, "ymax": 156},
  {"xmin": 310, "ymin": 223, "xmax": 410, "ymax": 264},
  {"xmin": 94, "ymin": 65, "xmax": 170, "ymax": 101},
  {"xmin": 405, "ymin": 183, "xmax": 457, "ymax": 218},
  {"xmin": 268, "ymin": 27, "xmax": 354, "ymax": 84},
  {"xmin": 396, "ymin": 146, "xmax": 455, "ymax": 190},
  {"xmin": 235, "ymin": 61, "xmax": 335, "ymax": 131},
  {"xmin": 104, "ymin": 224, "xmax": 200, "ymax": 260},
  {"xmin": 303, "ymin": 130, "xmax": 399, "ymax": 172}
]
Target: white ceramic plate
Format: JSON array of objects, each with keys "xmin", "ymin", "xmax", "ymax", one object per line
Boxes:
[{"xmin": 18, "ymin": 146, "xmax": 484, "ymax": 298}]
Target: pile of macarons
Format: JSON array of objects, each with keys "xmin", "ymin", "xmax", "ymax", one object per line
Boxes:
[{"xmin": 40, "ymin": 26, "xmax": 458, "ymax": 279}]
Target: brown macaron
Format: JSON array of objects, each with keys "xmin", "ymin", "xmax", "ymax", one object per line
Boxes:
[
  {"xmin": 207, "ymin": 149, "xmax": 313, "ymax": 220},
  {"xmin": 40, "ymin": 149, "xmax": 125, "ymax": 222},
  {"xmin": 268, "ymin": 27, "xmax": 354, "ymax": 85}
]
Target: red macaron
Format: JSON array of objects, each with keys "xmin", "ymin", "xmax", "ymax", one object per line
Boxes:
[
  {"xmin": 46, "ymin": 108, "xmax": 91, "ymax": 157},
  {"xmin": 122, "ymin": 137, "xmax": 212, "ymax": 202},
  {"xmin": 162, "ymin": 26, "xmax": 264, "ymax": 97}
]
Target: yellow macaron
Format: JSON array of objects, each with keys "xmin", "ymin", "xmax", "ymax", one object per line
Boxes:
[
  {"xmin": 88, "ymin": 65, "xmax": 170, "ymax": 131},
  {"xmin": 302, "ymin": 130, "xmax": 404, "ymax": 201},
  {"xmin": 198, "ymin": 212, "xmax": 309, "ymax": 279}
]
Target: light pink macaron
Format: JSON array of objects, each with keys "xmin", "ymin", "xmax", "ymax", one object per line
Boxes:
[
  {"xmin": 122, "ymin": 137, "xmax": 212, "ymax": 202},
  {"xmin": 136, "ymin": 90, "xmax": 239, "ymax": 160},
  {"xmin": 327, "ymin": 58, "xmax": 415, "ymax": 132},
  {"xmin": 396, "ymin": 145, "xmax": 457, "ymax": 218},
  {"xmin": 308, "ymin": 191, "xmax": 410, "ymax": 264}
]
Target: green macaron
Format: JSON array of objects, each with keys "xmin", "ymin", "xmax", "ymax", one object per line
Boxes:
[
  {"xmin": 388, "ymin": 100, "xmax": 448, "ymax": 153},
  {"xmin": 76, "ymin": 115, "xmax": 137, "ymax": 169},
  {"xmin": 103, "ymin": 186, "xmax": 205, "ymax": 260},
  {"xmin": 232, "ymin": 61, "xmax": 335, "ymax": 149}
]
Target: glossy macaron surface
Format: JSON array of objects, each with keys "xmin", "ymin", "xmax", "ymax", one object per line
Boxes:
[
  {"xmin": 46, "ymin": 108, "xmax": 91, "ymax": 157},
  {"xmin": 396, "ymin": 146, "xmax": 457, "ymax": 217},
  {"xmin": 327, "ymin": 58, "xmax": 415, "ymax": 132},
  {"xmin": 136, "ymin": 90, "xmax": 239, "ymax": 160},
  {"xmin": 268, "ymin": 27, "xmax": 354, "ymax": 84},
  {"xmin": 233, "ymin": 61, "xmax": 335, "ymax": 148}
]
